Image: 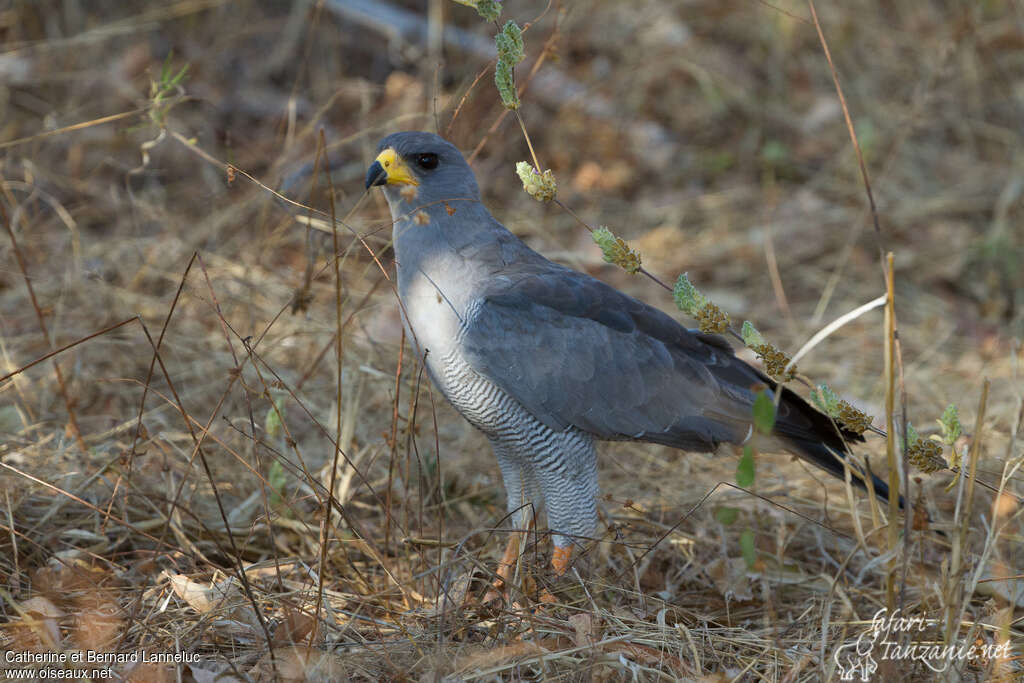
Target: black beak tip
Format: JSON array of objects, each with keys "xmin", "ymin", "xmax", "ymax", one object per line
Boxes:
[{"xmin": 365, "ymin": 160, "xmax": 387, "ymax": 189}]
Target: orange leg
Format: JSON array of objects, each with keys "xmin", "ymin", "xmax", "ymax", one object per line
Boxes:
[
  {"xmin": 483, "ymin": 533, "xmax": 521, "ymax": 603},
  {"xmin": 551, "ymin": 545, "xmax": 572, "ymax": 576},
  {"xmin": 537, "ymin": 546, "xmax": 572, "ymax": 603}
]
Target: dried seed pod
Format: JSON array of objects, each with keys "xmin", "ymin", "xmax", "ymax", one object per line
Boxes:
[
  {"xmin": 908, "ymin": 438, "xmax": 946, "ymax": 473},
  {"xmin": 593, "ymin": 226, "xmax": 641, "ymax": 274},
  {"xmin": 515, "ymin": 162, "xmax": 557, "ymax": 201},
  {"xmin": 751, "ymin": 343, "xmax": 796, "ymax": 382},
  {"xmin": 696, "ymin": 303, "xmax": 730, "ymax": 334},
  {"xmin": 836, "ymin": 400, "xmax": 873, "ymax": 434}
]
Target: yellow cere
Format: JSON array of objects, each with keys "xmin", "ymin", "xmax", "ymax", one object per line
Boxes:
[{"xmin": 375, "ymin": 148, "xmax": 420, "ymax": 186}]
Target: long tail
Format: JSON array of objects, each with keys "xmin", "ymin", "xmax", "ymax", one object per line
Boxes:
[
  {"xmin": 786, "ymin": 437, "xmax": 897, "ymax": 506},
  {"xmin": 771, "ymin": 384, "xmax": 902, "ymax": 508},
  {"xmin": 692, "ymin": 330, "xmax": 902, "ymax": 507}
]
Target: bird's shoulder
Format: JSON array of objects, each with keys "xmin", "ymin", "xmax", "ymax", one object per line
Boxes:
[
  {"xmin": 457, "ymin": 261, "xmax": 755, "ymax": 440},
  {"xmin": 469, "ymin": 263, "xmax": 730, "ymax": 360}
]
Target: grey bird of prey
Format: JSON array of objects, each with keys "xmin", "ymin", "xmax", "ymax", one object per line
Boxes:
[{"xmin": 366, "ymin": 131, "xmax": 890, "ymax": 576}]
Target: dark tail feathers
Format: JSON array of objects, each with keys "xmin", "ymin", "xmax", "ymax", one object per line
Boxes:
[{"xmin": 787, "ymin": 438, "xmax": 904, "ymax": 509}]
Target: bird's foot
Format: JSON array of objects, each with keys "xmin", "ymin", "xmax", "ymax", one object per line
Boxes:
[
  {"xmin": 481, "ymin": 534, "xmax": 564, "ymax": 608},
  {"xmin": 551, "ymin": 545, "xmax": 573, "ymax": 576},
  {"xmin": 482, "ymin": 533, "xmax": 522, "ymax": 604}
]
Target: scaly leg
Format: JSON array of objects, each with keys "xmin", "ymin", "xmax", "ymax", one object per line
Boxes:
[
  {"xmin": 483, "ymin": 444, "xmax": 535, "ymax": 603},
  {"xmin": 482, "ymin": 526, "xmax": 523, "ymax": 604},
  {"xmin": 534, "ymin": 433, "xmax": 599, "ymax": 577}
]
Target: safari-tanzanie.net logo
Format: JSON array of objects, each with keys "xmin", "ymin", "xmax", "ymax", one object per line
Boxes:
[{"xmin": 832, "ymin": 608, "xmax": 1009, "ymax": 680}]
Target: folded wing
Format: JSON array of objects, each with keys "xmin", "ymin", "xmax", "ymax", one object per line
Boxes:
[{"xmin": 459, "ymin": 265, "xmax": 884, "ymax": 495}]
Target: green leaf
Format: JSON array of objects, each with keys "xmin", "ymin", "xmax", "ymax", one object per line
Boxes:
[
  {"xmin": 715, "ymin": 506, "xmax": 739, "ymax": 525},
  {"xmin": 672, "ymin": 273, "xmax": 706, "ymax": 315},
  {"xmin": 810, "ymin": 383, "xmax": 840, "ymax": 417},
  {"xmin": 736, "ymin": 444, "xmax": 756, "ymax": 488},
  {"xmin": 592, "ymin": 226, "xmax": 615, "ymax": 252},
  {"xmin": 591, "ymin": 225, "xmax": 640, "ymax": 273},
  {"xmin": 759, "ymin": 139, "xmax": 789, "ymax": 167},
  {"xmin": 752, "ymin": 390, "xmax": 776, "ymax": 434},
  {"xmin": 938, "ymin": 404, "xmax": 961, "ymax": 445},
  {"xmin": 740, "ymin": 528, "xmax": 757, "ymax": 569},
  {"xmin": 160, "ymin": 50, "xmax": 174, "ymax": 83},
  {"xmin": 904, "ymin": 422, "xmax": 920, "ymax": 451},
  {"xmin": 168, "ymin": 63, "xmax": 190, "ymax": 88},
  {"xmin": 268, "ymin": 459, "xmax": 286, "ymax": 507},
  {"xmin": 264, "ymin": 394, "xmax": 286, "ymax": 438},
  {"xmin": 741, "ymin": 320, "xmax": 764, "ymax": 348}
]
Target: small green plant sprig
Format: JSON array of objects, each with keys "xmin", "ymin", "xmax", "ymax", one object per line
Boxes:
[
  {"xmin": 740, "ymin": 321, "xmax": 796, "ymax": 381},
  {"xmin": 494, "ymin": 20, "xmax": 524, "ymax": 110},
  {"xmin": 716, "ymin": 389, "xmax": 775, "ymax": 570},
  {"xmin": 672, "ymin": 274, "xmax": 731, "ymax": 335},
  {"xmin": 129, "ymin": 52, "xmax": 191, "ymax": 169},
  {"xmin": 494, "ymin": 20, "xmax": 558, "ymax": 202},
  {"xmin": 809, "ymin": 383, "xmax": 875, "ymax": 435},
  {"xmin": 263, "ymin": 392, "xmax": 289, "ymax": 508},
  {"xmin": 901, "ymin": 404, "xmax": 961, "ymax": 482},
  {"xmin": 592, "ymin": 226, "xmax": 641, "ymax": 274},
  {"xmin": 938, "ymin": 403, "xmax": 962, "ymax": 458},
  {"xmin": 149, "ymin": 52, "xmax": 190, "ymax": 128},
  {"xmin": 737, "ymin": 390, "xmax": 776, "ymax": 489}
]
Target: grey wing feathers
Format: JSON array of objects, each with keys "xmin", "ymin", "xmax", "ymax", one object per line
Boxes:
[
  {"xmin": 461, "ymin": 267, "xmax": 867, "ymax": 451},
  {"xmin": 458, "ymin": 266, "xmax": 892, "ymax": 499},
  {"xmin": 460, "ymin": 268, "xmax": 762, "ymax": 451}
]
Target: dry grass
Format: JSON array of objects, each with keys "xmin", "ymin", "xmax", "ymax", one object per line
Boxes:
[{"xmin": 1, "ymin": 0, "xmax": 1022, "ymax": 680}]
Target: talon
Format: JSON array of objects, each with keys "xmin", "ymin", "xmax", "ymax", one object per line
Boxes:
[{"xmin": 551, "ymin": 545, "xmax": 572, "ymax": 576}]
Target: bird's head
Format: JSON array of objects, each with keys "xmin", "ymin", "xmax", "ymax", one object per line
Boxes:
[{"xmin": 365, "ymin": 132, "xmax": 480, "ymax": 211}]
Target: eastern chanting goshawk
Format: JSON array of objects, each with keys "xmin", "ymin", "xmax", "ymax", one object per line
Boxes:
[{"xmin": 365, "ymin": 131, "xmax": 890, "ymax": 578}]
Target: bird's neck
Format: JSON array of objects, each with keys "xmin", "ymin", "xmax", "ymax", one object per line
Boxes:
[
  {"xmin": 390, "ymin": 199, "xmax": 502, "ymax": 260},
  {"xmin": 389, "ymin": 200, "xmax": 518, "ymax": 310}
]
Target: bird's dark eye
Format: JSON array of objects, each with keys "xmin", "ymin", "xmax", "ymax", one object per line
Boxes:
[{"xmin": 416, "ymin": 153, "xmax": 439, "ymax": 170}]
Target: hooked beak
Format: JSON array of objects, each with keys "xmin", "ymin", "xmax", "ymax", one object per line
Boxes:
[
  {"xmin": 365, "ymin": 148, "xmax": 420, "ymax": 189},
  {"xmin": 365, "ymin": 160, "xmax": 386, "ymax": 188}
]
